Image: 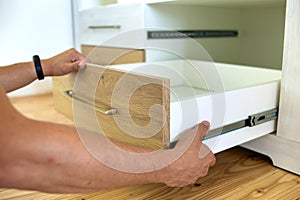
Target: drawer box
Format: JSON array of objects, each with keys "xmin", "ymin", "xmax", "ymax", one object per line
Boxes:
[{"xmin": 53, "ymin": 52, "xmax": 281, "ymax": 152}]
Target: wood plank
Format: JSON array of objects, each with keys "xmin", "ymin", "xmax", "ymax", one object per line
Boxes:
[{"xmin": 277, "ymin": 0, "xmax": 300, "ymax": 142}]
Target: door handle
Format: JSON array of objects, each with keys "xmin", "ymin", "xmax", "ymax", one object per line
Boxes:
[
  {"xmin": 63, "ymin": 90, "xmax": 118, "ymax": 115},
  {"xmin": 88, "ymin": 25, "xmax": 121, "ymax": 29}
]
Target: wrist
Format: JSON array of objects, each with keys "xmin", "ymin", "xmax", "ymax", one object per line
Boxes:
[
  {"xmin": 40, "ymin": 59, "xmax": 51, "ymax": 77},
  {"xmin": 144, "ymin": 166, "xmax": 167, "ymax": 185}
]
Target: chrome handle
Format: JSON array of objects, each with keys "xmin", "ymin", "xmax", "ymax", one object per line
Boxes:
[
  {"xmin": 88, "ymin": 25, "xmax": 121, "ymax": 29},
  {"xmin": 63, "ymin": 90, "xmax": 117, "ymax": 115}
]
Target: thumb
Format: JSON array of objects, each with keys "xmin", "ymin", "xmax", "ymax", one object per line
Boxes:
[
  {"xmin": 198, "ymin": 121, "xmax": 210, "ymax": 138},
  {"xmin": 192, "ymin": 121, "xmax": 210, "ymax": 147},
  {"xmin": 170, "ymin": 121, "xmax": 210, "ymax": 150},
  {"xmin": 78, "ymin": 58, "xmax": 89, "ymax": 70}
]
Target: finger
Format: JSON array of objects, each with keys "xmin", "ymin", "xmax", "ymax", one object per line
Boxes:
[
  {"xmin": 199, "ymin": 143, "xmax": 212, "ymax": 159},
  {"xmin": 171, "ymin": 121, "xmax": 210, "ymax": 150},
  {"xmin": 199, "ymin": 144, "xmax": 211, "ymax": 159},
  {"xmin": 78, "ymin": 58, "xmax": 90, "ymax": 70},
  {"xmin": 69, "ymin": 48, "xmax": 87, "ymax": 63},
  {"xmin": 69, "ymin": 61, "xmax": 81, "ymax": 72},
  {"xmin": 199, "ymin": 144, "xmax": 216, "ymax": 166}
]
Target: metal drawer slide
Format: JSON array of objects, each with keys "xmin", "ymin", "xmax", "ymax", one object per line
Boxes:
[{"xmin": 169, "ymin": 108, "xmax": 278, "ymax": 149}]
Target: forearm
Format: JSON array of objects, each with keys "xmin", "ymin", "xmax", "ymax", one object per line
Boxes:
[
  {"xmin": 0, "ymin": 62, "xmax": 37, "ymax": 92},
  {"xmin": 0, "ymin": 84, "xmax": 215, "ymax": 193},
  {"xmin": 0, "ymin": 117, "xmax": 161, "ymax": 193},
  {"xmin": 0, "ymin": 48, "xmax": 86, "ymax": 93}
]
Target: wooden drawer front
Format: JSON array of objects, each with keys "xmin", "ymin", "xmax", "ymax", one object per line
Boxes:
[
  {"xmin": 71, "ymin": 65, "xmax": 170, "ymax": 149},
  {"xmin": 79, "ymin": 4, "xmax": 144, "ymax": 46},
  {"xmin": 81, "ymin": 45, "xmax": 145, "ymax": 65},
  {"xmin": 53, "ymin": 46, "xmax": 147, "ymax": 141},
  {"xmin": 53, "ymin": 47, "xmax": 170, "ymax": 149}
]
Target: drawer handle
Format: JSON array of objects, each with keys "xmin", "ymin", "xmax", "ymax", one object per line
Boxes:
[
  {"xmin": 63, "ymin": 90, "xmax": 118, "ymax": 115},
  {"xmin": 88, "ymin": 25, "xmax": 121, "ymax": 29}
]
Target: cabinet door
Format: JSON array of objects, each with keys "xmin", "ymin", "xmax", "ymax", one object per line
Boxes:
[{"xmin": 277, "ymin": 0, "xmax": 300, "ymax": 142}]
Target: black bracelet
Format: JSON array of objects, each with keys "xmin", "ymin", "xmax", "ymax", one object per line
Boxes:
[{"xmin": 33, "ymin": 55, "xmax": 44, "ymax": 80}]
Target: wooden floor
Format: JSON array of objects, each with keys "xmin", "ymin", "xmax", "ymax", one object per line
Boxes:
[{"xmin": 1, "ymin": 93, "xmax": 300, "ymax": 200}]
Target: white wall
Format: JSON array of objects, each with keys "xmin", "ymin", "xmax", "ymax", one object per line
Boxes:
[{"xmin": 0, "ymin": 0, "xmax": 74, "ymax": 96}]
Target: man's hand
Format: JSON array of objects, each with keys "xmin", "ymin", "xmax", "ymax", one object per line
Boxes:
[
  {"xmin": 42, "ymin": 48, "xmax": 88, "ymax": 76},
  {"xmin": 157, "ymin": 121, "xmax": 216, "ymax": 187}
]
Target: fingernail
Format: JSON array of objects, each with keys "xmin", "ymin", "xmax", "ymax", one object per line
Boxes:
[
  {"xmin": 202, "ymin": 121, "xmax": 210, "ymax": 128},
  {"xmin": 78, "ymin": 62, "xmax": 86, "ymax": 69}
]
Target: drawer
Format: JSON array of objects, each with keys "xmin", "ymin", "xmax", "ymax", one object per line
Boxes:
[
  {"xmin": 79, "ymin": 3, "xmax": 144, "ymax": 46},
  {"xmin": 53, "ymin": 46, "xmax": 146, "ymax": 125},
  {"xmin": 53, "ymin": 56, "xmax": 281, "ymax": 152}
]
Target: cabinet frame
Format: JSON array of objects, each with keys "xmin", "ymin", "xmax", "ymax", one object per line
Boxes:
[{"xmin": 242, "ymin": 0, "xmax": 300, "ymax": 175}]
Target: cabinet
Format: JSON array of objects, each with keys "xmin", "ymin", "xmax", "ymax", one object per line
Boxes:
[
  {"xmin": 53, "ymin": 0, "xmax": 300, "ymax": 174},
  {"xmin": 74, "ymin": 0, "xmax": 285, "ymax": 69},
  {"xmin": 242, "ymin": 0, "xmax": 300, "ymax": 175}
]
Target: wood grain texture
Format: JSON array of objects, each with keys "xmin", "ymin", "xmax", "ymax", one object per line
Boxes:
[
  {"xmin": 277, "ymin": 0, "xmax": 300, "ymax": 142},
  {"xmin": 52, "ymin": 73, "xmax": 76, "ymax": 121},
  {"xmin": 81, "ymin": 45, "xmax": 145, "ymax": 65},
  {"xmin": 3, "ymin": 93, "xmax": 300, "ymax": 200},
  {"xmin": 53, "ymin": 46, "xmax": 170, "ymax": 149},
  {"xmin": 72, "ymin": 64, "xmax": 170, "ymax": 149},
  {"xmin": 52, "ymin": 46, "xmax": 146, "ymax": 121},
  {"xmin": 95, "ymin": 68, "xmax": 170, "ymax": 149}
]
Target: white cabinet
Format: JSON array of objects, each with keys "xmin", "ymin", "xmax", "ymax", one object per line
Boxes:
[
  {"xmin": 67, "ymin": 0, "xmax": 300, "ymax": 174},
  {"xmin": 77, "ymin": 3, "xmax": 144, "ymax": 46},
  {"xmin": 242, "ymin": 0, "xmax": 300, "ymax": 175},
  {"xmin": 74, "ymin": 0, "xmax": 285, "ymax": 69}
]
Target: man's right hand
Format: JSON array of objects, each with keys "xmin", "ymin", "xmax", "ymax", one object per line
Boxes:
[{"xmin": 157, "ymin": 121, "xmax": 216, "ymax": 187}]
